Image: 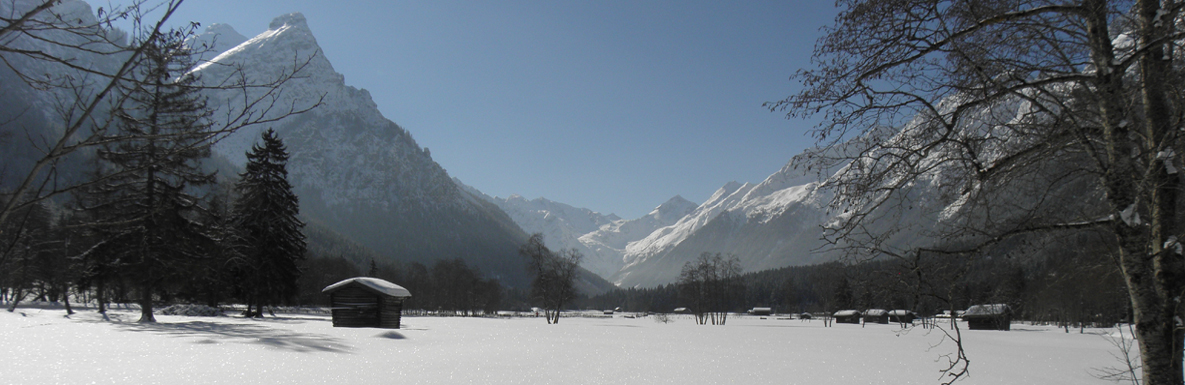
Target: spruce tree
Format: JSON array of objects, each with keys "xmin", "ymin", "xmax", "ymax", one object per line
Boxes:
[
  {"xmin": 81, "ymin": 28, "xmax": 216, "ymax": 323},
  {"xmin": 232, "ymin": 129, "xmax": 305, "ymax": 317}
]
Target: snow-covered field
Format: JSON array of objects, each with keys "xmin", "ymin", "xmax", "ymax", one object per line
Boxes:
[{"xmin": 3, "ymin": 306, "xmax": 1128, "ymax": 384}]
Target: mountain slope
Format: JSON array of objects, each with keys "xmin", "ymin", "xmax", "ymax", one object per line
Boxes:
[
  {"xmin": 187, "ymin": 13, "xmax": 542, "ymax": 287},
  {"xmin": 576, "ymin": 195, "xmax": 696, "ymax": 278},
  {"xmin": 610, "ymin": 161, "xmax": 836, "ymax": 287},
  {"xmin": 460, "ymin": 179, "xmax": 696, "ymax": 279}
]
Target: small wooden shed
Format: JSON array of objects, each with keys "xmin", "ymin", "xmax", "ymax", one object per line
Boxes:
[
  {"xmin": 834, "ymin": 309, "xmax": 861, "ymax": 324},
  {"xmin": 888, "ymin": 309, "xmax": 917, "ymax": 324},
  {"xmin": 748, "ymin": 307, "xmax": 773, "ymax": 316},
  {"xmin": 322, "ymin": 277, "xmax": 412, "ymax": 329},
  {"xmin": 964, "ymin": 304, "xmax": 1011, "ymax": 331},
  {"xmin": 862, "ymin": 308, "xmax": 890, "ymax": 324}
]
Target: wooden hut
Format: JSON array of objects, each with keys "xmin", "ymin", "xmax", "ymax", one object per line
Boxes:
[
  {"xmin": 748, "ymin": 307, "xmax": 773, "ymax": 316},
  {"xmin": 833, "ymin": 309, "xmax": 861, "ymax": 324},
  {"xmin": 862, "ymin": 308, "xmax": 889, "ymax": 324},
  {"xmin": 322, "ymin": 277, "xmax": 412, "ymax": 329},
  {"xmin": 888, "ymin": 309, "xmax": 917, "ymax": 324},
  {"xmin": 963, "ymin": 304, "xmax": 1011, "ymax": 331}
]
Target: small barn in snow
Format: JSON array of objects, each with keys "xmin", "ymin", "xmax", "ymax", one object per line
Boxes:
[
  {"xmin": 888, "ymin": 309, "xmax": 917, "ymax": 324},
  {"xmin": 862, "ymin": 308, "xmax": 890, "ymax": 324},
  {"xmin": 964, "ymin": 304, "xmax": 1011, "ymax": 331},
  {"xmin": 834, "ymin": 310, "xmax": 861, "ymax": 324},
  {"xmin": 322, "ymin": 277, "xmax": 412, "ymax": 329},
  {"xmin": 748, "ymin": 307, "xmax": 773, "ymax": 316}
]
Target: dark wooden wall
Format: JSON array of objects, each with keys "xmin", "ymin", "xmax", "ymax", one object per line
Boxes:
[
  {"xmin": 328, "ymin": 284, "xmax": 406, "ymax": 329},
  {"xmin": 378, "ymin": 296, "xmax": 404, "ymax": 329}
]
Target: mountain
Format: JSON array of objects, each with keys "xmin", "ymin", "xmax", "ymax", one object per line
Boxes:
[
  {"xmin": 185, "ymin": 23, "xmax": 247, "ymax": 63},
  {"xmin": 459, "ymin": 179, "xmax": 696, "ymax": 279},
  {"xmin": 187, "ymin": 13, "xmax": 547, "ymax": 287},
  {"xmin": 608, "ymin": 100, "xmax": 1067, "ymax": 288},
  {"xmin": 577, "ymin": 195, "xmax": 696, "ymax": 277},
  {"xmin": 610, "ymin": 161, "xmax": 836, "ymax": 287}
]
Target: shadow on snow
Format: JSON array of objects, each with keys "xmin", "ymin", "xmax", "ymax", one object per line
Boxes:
[{"xmin": 103, "ymin": 317, "xmax": 353, "ymax": 354}]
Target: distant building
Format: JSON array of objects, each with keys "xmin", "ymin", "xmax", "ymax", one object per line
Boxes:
[
  {"xmin": 748, "ymin": 307, "xmax": 773, "ymax": 316},
  {"xmin": 862, "ymin": 309, "xmax": 889, "ymax": 324},
  {"xmin": 964, "ymin": 304, "xmax": 1011, "ymax": 331},
  {"xmin": 673, "ymin": 307, "xmax": 692, "ymax": 314},
  {"xmin": 888, "ymin": 309, "xmax": 917, "ymax": 324},
  {"xmin": 834, "ymin": 310, "xmax": 861, "ymax": 324},
  {"xmin": 798, "ymin": 312, "xmax": 812, "ymax": 320},
  {"xmin": 323, "ymin": 277, "xmax": 412, "ymax": 329}
]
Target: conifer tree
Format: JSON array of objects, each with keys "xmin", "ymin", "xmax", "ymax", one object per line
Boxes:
[
  {"xmin": 81, "ymin": 27, "xmax": 216, "ymax": 323},
  {"xmin": 232, "ymin": 128, "xmax": 305, "ymax": 317}
]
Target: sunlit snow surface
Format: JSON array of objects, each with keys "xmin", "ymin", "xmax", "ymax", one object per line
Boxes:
[{"xmin": 3, "ymin": 306, "xmax": 1125, "ymax": 384}]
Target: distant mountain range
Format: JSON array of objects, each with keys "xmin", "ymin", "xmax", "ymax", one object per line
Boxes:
[
  {"xmin": 5, "ymin": 1, "xmax": 1042, "ymax": 292},
  {"xmin": 481, "ymin": 158, "xmax": 842, "ymax": 288}
]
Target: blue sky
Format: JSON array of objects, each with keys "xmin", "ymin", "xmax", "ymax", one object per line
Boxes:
[{"xmin": 124, "ymin": 0, "xmax": 838, "ymax": 219}]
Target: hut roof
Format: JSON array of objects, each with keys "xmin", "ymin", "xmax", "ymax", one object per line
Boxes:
[
  {"xmin": 964, "ymin": 304, "xmax": 1009, "ymax": 316},
  {"xmin": 834, "ymin": 310, "xmax": 861, "ymax": 317},
  {"xmin": 888, "ymin": 309, "xmax": 915, "ymax": 316},
  {"xmin": 322, "ymin": 277, "xmax": 412, "ymax": 298},
  {"xmin": 864, "ymin": 309, "xmax": 888, "ymax": 316}
]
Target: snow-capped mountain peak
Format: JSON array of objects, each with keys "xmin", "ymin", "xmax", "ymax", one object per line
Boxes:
[
  {"xmin": 186, "ymin": 23, "xmax": 247, "ymax": 61},
  {"xmin": 192, "ymin": 12, "xmax": 379, "ymax": 167},
  {"xmin": 651, "ymin": 195, "xmax": 695, "ymax": 220}
]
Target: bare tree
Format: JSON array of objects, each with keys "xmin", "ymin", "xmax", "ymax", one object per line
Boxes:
[
  {"xmin": 678, "ymin": 252, "xmax": 742, "ymax": 325},
  {"xmin": 520, "ymin": 233, "xmax": 582, "ymax": 324},
  {"xmin": 770, "ymin": 1, "xmax": 1184, "ymax": 384}
]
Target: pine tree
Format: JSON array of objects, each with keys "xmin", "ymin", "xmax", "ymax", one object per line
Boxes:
[
  {"xmin": 80, "ymin": 27, "xmax": 216, "ymax": 323},
  {"xmin": 232, "ymin": 128, "xmax": 305, "ymax": 318}
]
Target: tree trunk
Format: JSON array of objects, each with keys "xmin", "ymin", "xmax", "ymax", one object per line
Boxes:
[
  {"xmin": 96, "ymin": 280, "xmax": 106, "ymax": 314},
  {"xmin": 6, "ymin": 288, "xmax": 22, "ymax": 312},
  {"xmin": 137, "ymin": 285, "xmax": 155, "ymax": 323},
  {"xmin": 63, "ymin": 287, "xmax": 73, "ymax": 316}
]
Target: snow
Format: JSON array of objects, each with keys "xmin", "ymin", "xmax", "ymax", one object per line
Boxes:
[
  {"xmin": 2, "ymin": 306, "xmax": 1125, "ymax": 384},
  {"xmin": 1120, "ymin": 203, "xmax": 1141, "ymax": 226},
  {"xmin": 1157, "ymin": 148, "xmax": 1178, "ymax": 174},
  {"xmin": 323, "ymin": 277, "xmax": 412, "ymax": 298},
  {"xmin": 185, "ymin": 23, "xmax": 248, "ymax": 62}
]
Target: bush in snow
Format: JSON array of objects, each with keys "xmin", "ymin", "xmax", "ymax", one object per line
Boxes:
[{"xmin": 158, "ymin": 304, "xmax": 224, "ymax": 317}]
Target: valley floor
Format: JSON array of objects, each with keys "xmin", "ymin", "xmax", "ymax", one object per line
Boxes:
[{"xmin": 2, "ymin": 305, "xmax": 1129, "ymax": 384}]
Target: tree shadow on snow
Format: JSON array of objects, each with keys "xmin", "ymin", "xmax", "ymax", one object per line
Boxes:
[{"xmin": 107, "ymin": 319, "xmax": 353, "ymax": 354}]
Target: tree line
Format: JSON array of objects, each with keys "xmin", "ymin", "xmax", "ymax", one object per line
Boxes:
[{"xmin": 582, "ymin": 247, "xmax": 1129, "ymax": 331}]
